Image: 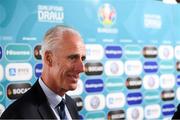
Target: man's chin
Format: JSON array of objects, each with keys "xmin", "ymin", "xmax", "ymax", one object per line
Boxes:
[{"xmin": 69, "ymin": 85, "xmax": 77, "ymax": 91}]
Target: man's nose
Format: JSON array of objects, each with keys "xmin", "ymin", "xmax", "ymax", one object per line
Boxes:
[{"xmin": 76, "ymin": 60, "xmax": 85, "ymax": 73}]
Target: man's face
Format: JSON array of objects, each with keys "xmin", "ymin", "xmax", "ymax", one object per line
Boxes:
[{"xmin": 50, "ymin": 33, "xmax": 86, "ymax": 94}]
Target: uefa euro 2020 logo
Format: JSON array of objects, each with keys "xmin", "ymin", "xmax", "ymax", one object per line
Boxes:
[{"xmin": 98, "ymin": 3, "xmax": 116, "ymax": 27}]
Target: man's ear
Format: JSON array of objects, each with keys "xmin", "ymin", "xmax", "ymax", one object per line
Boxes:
[{"xmin": 44, "ymin": 51, "xmax": 53, "ymax": 66}]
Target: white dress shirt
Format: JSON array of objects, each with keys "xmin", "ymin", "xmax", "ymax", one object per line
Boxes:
[{"xmin": 38, "ymin": 78, "xmax": 72, "ymax": 120}]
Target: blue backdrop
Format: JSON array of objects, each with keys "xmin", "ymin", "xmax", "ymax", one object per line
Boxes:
[{"xmin": 1, "ymin": 0, "xmax": 180, "ymax": 119}]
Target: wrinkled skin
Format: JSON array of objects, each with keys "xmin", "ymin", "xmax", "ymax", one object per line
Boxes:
[{"xmin": 42, "ymin": 32, "xmax": 86, "ymax": 96}]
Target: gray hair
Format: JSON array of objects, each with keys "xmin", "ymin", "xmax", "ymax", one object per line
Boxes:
[{"xmin": 41, "ymin": 25, "xmax": 82, "ymax": 59}]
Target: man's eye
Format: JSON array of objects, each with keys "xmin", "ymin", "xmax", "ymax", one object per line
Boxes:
[
  {"xmin": 81, "ymin": 56, "xmax": 86, "ymax": 61},
  {"xmin": 69, "ymin": 56, "xmax": 76, "ymax": 60}
]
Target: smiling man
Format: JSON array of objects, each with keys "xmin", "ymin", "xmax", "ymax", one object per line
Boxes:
[{"xmin": 1, "ymin": 25, "xmax": 86, "ymax": 119}]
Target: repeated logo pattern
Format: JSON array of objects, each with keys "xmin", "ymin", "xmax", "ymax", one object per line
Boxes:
[{"xmin": 0, "ymin": 1, "xmax": 179, "ymax": 120}]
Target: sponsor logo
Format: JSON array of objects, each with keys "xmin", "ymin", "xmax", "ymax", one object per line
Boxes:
[
  {"xmin": 72, "ymin": 96, "xmax": 83, "ymax": 111},
  {"xmin": 176, "ymin": 88, "xmax": 180, "ymax": 101},
  {"xmin": 34, "ymin": 45, "xmax": 42, "ymax": 60},
  {"xmin": 38, "ymin": 5, "xmax": 64, "ymax": 23},
  {"xmin": 143, "ymin": 61, "xmax": 158, "ymax": 73},
  {"xmin": 85, "ymin": 79, "xmax": 104, "ymax": 93},
  {"xmin": 127, "ymin": 106, "xmax": 144, "ymax": 120},
  {"xmin": 176, "ymin": 61, "xmax": 180, "ymax": 72},
  {"xmin": 86, "ymin": 111, "xmax": 105, "ymax": 120},
  {"xmin": 106, "ymin": 92, "xmax": 125, "ymax": 109},
  {"xmin": 144, "ymin": 91, "xmax": 160, "ymax": 104},
  {"xmin": 162, "ymin": 104, "xmax": 175, "ymax": 116},
  {"xmin": 125, "ymin": 60, "xmax": 142, "ymax": 76},
  {"xmin": 127, "ymin": 92, "xmax": 143, "ymax": 105},
  {"xmin": 7, "ymin": 83, "xmax": 31, "ymax": 100},
  {"xmin": 85, "ymin": 62, "xmax": 103, "ymax": 75},
  {"xmin": 106, "ymin": 78, "xmax": 124, "ymax": 92},
  {"xmin": 159, "ymin": 61, "xmax": 174, "ymax": 73},
  {"xmin": 175, "ymin": 46, "xmax": 180, "ymax": 60},
  {"xmin": 0, "ymin": 65, "xmax": 3, "ymax": 81},
  {"xmin": 6, "ymin": 63, "xmax": 32, "ymax": 81},
  {"xmin": 85, "ymin": 94, "xmax": 105, "ymax": 111},
  {"xmin": 108, "ymin": 110, "xmax": 125, "ymax": 120},
  {"xmin": 158, "ymin": 45, "xmax": 174, "ymax": 60},
  {"xmin": 144, "ymin": 14, "xmax": 162, "ymax": 29},
  {"xmin": 126, "ymin": 77, "xmax": 142, "ymax": 89},
  {"xmin": 98, "ymin": 3, "xmax": 116, "ymax": 27},
  {"xmin": 105, "ymin": 45, "xmax": 122, "ymax": 58},
  {"xmin": 161, "ymin": 90, "xmax": 175, "ymax": 101},
  {"xmin": 124, "ymin": 45, "xmax": 141, "ymax": 59},
  {"xmin": 97, "ymin": 3, "xmax": 118, "ymax": 34},
  {"xmin": 67, "ymin": 79, "xmax": 83, "ymax": 96},
  {"xmin": 177, "ymin": 75, "xmax": 180, "ymax": 86},
  {"xmin": 0, "ymin": 84, "xmax": 4, "ymax": 102},
  {"xmin": 143, "ymin": 74, "xmax": 159, "ymax": 90},
  {"xmin": 0, "ymin": 46, "xmax": 2, "ymax": 60},
  {"xmin": 0, "ymin": 104, "xmax": 5, "ymax": 116},
  {"xmin": 86, "ymin": 44, "xmax": 104, "ymax": 61},
  {"xmin": 105, "ymin": 60, "xmax": 124, "ymax": 76},
  {"xmin": 5, "ymin": 43, "xmax": 32, "ymax": 61},
  {"xmin": 144, "ymin": 104, "xmax": 161, "ymax": 119},
  {"xmin": 35, "ymin": 63, "xmax": 43, "ymax": 78},
  {"xmin": 143, "ymin": 46, "xmax": 158, "ymax": 58},
  {"xmin": 160, "ymin": 74, "xmax": 175, "ymax": 89}
]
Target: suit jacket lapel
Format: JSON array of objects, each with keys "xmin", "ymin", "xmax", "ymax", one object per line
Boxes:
[
  {"xmin": 65, "ymin": 95, "xmax": 77, "ymax": 119},
  {"xmin": 38, "ymin": 102, "xmax": 56, "ymax": 119},
  {"xmin": 33, "ymin": 81, "xmax": 56, "ymax": 119}
]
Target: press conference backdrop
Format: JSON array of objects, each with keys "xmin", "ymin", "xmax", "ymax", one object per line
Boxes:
[{"xmin": 1, "ymin": 0, "xmax": 180, "ymax": 119}]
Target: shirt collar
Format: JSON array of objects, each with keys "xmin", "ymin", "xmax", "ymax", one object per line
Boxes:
[{"xmin": 38, "ymin": 78, "xmax": 65, "ymax": 108}]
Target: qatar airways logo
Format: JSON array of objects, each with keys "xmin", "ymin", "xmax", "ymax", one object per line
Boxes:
[{"xmin": 38, "ymin": 5, "xmax": 64, "ymax": 23}]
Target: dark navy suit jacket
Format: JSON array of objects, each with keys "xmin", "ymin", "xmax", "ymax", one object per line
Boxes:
[
  {"xmin": 172, "ymin": 104, "xmax": 180, "ymax": 119},
  {"xmin": 0, "ymin": 81, "xmax": 79, "ymax": 119}
]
